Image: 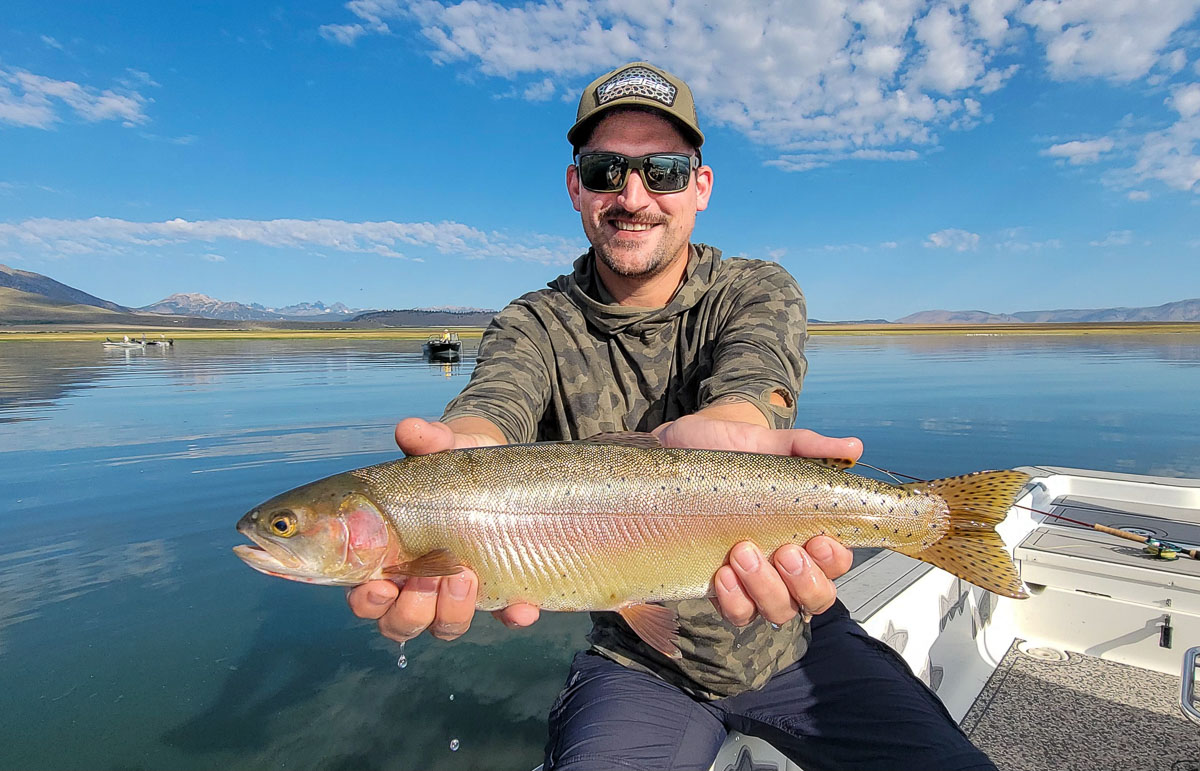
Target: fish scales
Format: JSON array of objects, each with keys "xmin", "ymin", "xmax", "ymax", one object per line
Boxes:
[{"xmin": 350, "ymin": 443, "xmax": 950, "ymax": 611}]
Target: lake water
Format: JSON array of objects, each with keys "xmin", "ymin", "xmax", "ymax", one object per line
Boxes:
[{"xmin": 1, "ymin": 333, "xmax": 1197, "ymax": 770}]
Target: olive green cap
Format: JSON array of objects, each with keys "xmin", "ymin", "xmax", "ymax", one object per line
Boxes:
[{"xmin": 567, "ymin": 61, "xmax": 704, "ymax": 149}]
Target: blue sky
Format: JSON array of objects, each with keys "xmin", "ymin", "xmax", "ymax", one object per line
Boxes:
[{"xmin": 1, "ymin": 1, "xmax": 1198, "ymax": 321}]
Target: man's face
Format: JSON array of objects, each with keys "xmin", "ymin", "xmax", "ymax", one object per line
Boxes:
[{"xmin": 567, "ymin": 111, "xmax": 713, "ymax": 282}]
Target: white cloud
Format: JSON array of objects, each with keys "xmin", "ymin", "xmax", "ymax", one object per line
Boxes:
[
  {"xmin": 1041, "ymin": 137, "xmax": 1115, "ymax": 164},
  {"xmin": 1128, "ymin": 190, "xmax": 1151, "ymax": 200},
  {"xmin": 1089, "ymin": 229, "xmax": 1134, "ymax": 246},
  {"xmin": 767, "ymin": 148, "xmax": 919, "ymax": 171},
  {"xmin": 40, "ymin": 35, "xmax": 64, "ymax": 51},
  {"xmin": 324, "ymin": 0, "xmax": 1031, "ymax": 170},
  {"xmin": 1018, "ymin": 0, "xmax": 1200, "ymax": 82},
  {"xmin": 202, "ymin": 253, "xmax": 227, "ymax": 262},
  {"xmin": 0, "ymin": 66, "xmax": 151, "ymax": 129},
  {"xmin": 925, "ymin": 228, "xmax": 980, "ymax": 251},
  {"xmin": 522, "ymin": 77, "xmax": 556, "ymax": 101},
  {"xmin": 1172, "ymin": 83, "xmax": 1200, "ymax": 117},
  {"xmin": 319, "ymin": 23, "xmax": 372, "ymax": 45},
  {"xmin": 320, "ymin": 0, "xmax": 1200, "ymax": 187},
  {"xmin": 0, "ymin": 216, "xmax": 584, "ymax": 265}
]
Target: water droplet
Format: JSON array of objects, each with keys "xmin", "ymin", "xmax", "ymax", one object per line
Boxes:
[
  {"xmin": 449, "ymin": 738, "xmax": 460, "ymax": 752},
  {"xmin": 396, "ymin": 641, "xmax": 408, "ymax": 669},
  {"xmin": 449, "ymin": 693, "xmax": 455, "ymax": 701}
]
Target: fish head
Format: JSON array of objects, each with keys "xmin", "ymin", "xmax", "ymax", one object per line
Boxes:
[{"xmin": 233, "ymin": 473, "xmax": 396, "ymax": 586}]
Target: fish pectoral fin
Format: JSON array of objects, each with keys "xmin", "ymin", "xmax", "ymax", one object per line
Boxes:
[
  {"xmin": 382, "ymin": 548, "xmax": 464, "ymax": 577},
  {"xmin": 806, "ymin": 457, "xmax": 857, "ymax": 471},
  {"xmin": 579, "ymin": 431, "xmax": 664, "ymax": 449},
  {"xmin": 617, "ymin": 603, "xmax": 681, "ymax": 659}
]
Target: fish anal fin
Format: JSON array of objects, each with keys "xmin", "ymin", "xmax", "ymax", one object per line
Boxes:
[
  {"xmin": 807, "ymin": 457, "xmax": 857, "ymax": 471},
  {"xmin": 581, "ymin": 431, "xmax": 664, "ymax": 449},
  {"xmin": 908, "ymin": 470, "xmax": 1032, "ymax": 599},
  {"xmin": 618, "ymin": 603, "xmax": 681, "ymax": 659},
  {"xmin": 382, "ymin": 547, "xmax": 464, "ymax": 577}
]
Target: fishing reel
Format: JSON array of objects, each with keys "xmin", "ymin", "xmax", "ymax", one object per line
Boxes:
[{"xmin": 1142, "ymin": 538, "xmax": 1182, "ymax": 560}]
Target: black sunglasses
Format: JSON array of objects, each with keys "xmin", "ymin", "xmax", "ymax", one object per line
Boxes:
[{"xmin": 575, "ymin": 152, "xmax": 699, "ymax": 194}]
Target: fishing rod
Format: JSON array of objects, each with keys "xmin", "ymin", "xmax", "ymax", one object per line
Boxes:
[
  {"xmin": 1011, "ymin": 504, "xmax": 1200, "ymax": 561},
  {"xmin": 856, "ymin": 462, "xmax": 1200, "ymax": 562}
]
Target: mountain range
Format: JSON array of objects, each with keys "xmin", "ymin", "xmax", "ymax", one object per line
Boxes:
[
  {"xmin": 1, "ymin": 263, "xmax": 1197, "ymax": 326},
  {"xmin": 140, "ymin": 293, "xmax": 371, "ymax": 321}
]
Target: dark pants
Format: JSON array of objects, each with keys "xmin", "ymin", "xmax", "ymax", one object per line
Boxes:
[{"xmin": 544, "ymin": 601, "xmax": 996, "ymax": 771}]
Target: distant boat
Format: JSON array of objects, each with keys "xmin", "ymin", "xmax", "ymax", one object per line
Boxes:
[
  {"xmin": 103, "ymin": 336, "xmax": 146, "ymax": 349},
  {"xmin": 423, "ymin": 331, "xmax": 461, "ymax": 359},
  {"xmin": 103, "ymin": 334, "xmax": 173, "ymax": 348}
]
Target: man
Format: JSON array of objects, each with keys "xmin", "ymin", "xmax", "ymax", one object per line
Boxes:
[{"xmin": 349, "ymin": 62, "xmax": 995, "ymax": 771}]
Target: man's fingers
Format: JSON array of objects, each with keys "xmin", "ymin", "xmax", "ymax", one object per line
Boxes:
[
  {"xmin": 727, "ymin": 541, "xmax": 799, "ymax": 626},
  {"xmin": 377, "ymin": 576, "xmax": 441, "ymax": 642},
  {"xmin": 805, "ymin": 535, "xmax": 855, "ymax": 581},
  {"xmin": 430, "ymin": 570, "xmax": 477, "ymax": 641},
  {"xmin": 395, "ymin": 417, "xmax": 454, "ymax": 456},
  {"xmin": 773, "ymin": 543, "xmax": 839, "ymax": 616},
  {"xmin": 713, "ymin": 564, "xmax": 758, "ymax": 626},
  {"xmin": 347, "ymin": 580, "xmax": 399, "ymax": 620},
  {"xmin": 492, "ymin": 603, "xmax": 541, "ymax": 628},
  {"xmin": 786, "ymin": 430, "xmax": 863, "ymax": 462}
]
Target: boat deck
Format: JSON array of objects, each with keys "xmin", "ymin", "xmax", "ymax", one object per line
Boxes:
[{"xmin": 961, "ymin": 640, "xmax": 1199, "ymax": 771}]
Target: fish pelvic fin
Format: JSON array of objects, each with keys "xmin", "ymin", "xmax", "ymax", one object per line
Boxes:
[
  {"xmin": 903, "ymin": 470, "xmax": 1032, "ymax": 599},
  {"xmin": 618, "ymin": 603, "xmax": 681, "ymax": 659},
  {"xmin": 382, "ymin": 547, "xmax": 464, "ymax": 578}
]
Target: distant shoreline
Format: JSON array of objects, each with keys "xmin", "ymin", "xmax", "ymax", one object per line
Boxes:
[{"xmin": 2, "ymin": 321, "xmax": 1199, "ymax": 341}]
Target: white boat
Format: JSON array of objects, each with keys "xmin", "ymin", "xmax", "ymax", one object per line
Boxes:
[
  {"xmin": 708, "ymin": 466, "xmax": 1200, "ymax": 770},
  {"xmin": 102, "ymin": 337, "xmax": 146, "ymax": 349}
]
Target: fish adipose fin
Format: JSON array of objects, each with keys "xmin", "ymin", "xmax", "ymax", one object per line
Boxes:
[
  {"xmin": 383, "ymin": 548, "xmax": 464, "ymax": 577},
  {"xmin": 618, "ymin": 603, "xmax": 681, "ymax": 659},
  {"xmin": 902, "ymin": 470, "xmax": 1032, "ymax": 599},
  {"xmin": 806, "ymin": 457, "xmax": 857, "ymax": 471}
]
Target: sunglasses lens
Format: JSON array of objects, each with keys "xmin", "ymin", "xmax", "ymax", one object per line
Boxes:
[
  {"xmin": 642, "ymin": 155, "xmax": 692, "ymax": 192},
  {"xmin": 579, "ymin": 154, "xmax": 628, "ymax": 193},
  {"xmin": 577, "ymin": 154, "xmax": 694, "ymax": 193}
]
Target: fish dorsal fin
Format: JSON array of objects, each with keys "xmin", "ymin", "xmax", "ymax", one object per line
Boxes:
[
  {"xmin": 617, "ymin": 603, "xmax": 681, "ymax": 659},
  {"xmin": 581, "ymin": 431, "xmax": 664, "ymax": 449},
  {"xmin": 807, "ymin": 457, "xmax": 857, "ymax": 471},
  {"xmin": 383, "ymin": 548, "xmax": 463, "ymax": 577}
]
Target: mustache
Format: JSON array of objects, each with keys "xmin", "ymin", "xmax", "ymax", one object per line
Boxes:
[{"xmin": 600, "ymin": 207, "xmax": 667, "ymax": 225}]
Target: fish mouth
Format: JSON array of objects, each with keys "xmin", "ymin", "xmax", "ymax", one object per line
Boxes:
[{"xmin": 234, "ymin": 519, "xmax": 304, "ymax": 572}]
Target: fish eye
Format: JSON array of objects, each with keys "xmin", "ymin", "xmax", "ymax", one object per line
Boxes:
[{"xmin": 269, "ymin": 511, "xmax": 298, "ymax": 537}]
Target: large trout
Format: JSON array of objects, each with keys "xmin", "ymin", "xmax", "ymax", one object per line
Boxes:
[{"xmin": 234, "ymin": 432, "xmax": 1030, "ymax": 658}]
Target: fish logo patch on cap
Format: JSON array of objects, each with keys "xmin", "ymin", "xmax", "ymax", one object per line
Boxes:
[{"xmin": 595, "ymin": 66, "xmax": 677, "ymax": 107}]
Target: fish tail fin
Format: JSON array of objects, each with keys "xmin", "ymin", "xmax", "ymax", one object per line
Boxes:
[{"xmin": 902, "ymin": 470, "xmax": 1031, "ymax": 599}]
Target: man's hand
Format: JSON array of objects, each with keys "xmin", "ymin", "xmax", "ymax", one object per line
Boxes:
[
  {"xmin": 345, "ymin": 417, "xmax": 540, "ymax": 643},
  {"xmin": 653, "ymin": 413, "xmax": 862, "ymax": 627}
]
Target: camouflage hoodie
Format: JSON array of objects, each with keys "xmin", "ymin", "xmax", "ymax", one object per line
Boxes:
[{"xmin": 443, "ymin": 243, "xmax": 810, "ymax": 698}]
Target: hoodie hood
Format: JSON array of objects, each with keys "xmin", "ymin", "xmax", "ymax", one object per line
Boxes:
[{"xmin": 552, "ymin": 244, "xmax": 722, "ymax": 337}]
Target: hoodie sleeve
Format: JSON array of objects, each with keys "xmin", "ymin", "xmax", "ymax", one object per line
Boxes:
[
  {"xmin": 697, "ymin": 262, "xmax": 807, "ymax": 429},
  {"xmin": 441, "ymin": 298, "xmax": 552, "ymax": 444}
]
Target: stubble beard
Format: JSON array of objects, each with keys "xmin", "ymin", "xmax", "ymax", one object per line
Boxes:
[{"xmin": 589, "ymin": 207, "xmax": 680, "ymax": 279}]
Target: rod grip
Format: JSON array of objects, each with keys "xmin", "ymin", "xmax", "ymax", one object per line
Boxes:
[{"xmin": 1092, "ymin": 523, "xmax": 1149, "ymax": 543}]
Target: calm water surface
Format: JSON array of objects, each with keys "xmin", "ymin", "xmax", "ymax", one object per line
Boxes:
[{"xmin": 1, "ymin": 334, "xmax": 1197, "ymax": 770}]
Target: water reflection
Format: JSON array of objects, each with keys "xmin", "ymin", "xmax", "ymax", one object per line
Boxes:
[{"xmin": 0, "ymin": 536, "xmax": 174, "ymax": 656}]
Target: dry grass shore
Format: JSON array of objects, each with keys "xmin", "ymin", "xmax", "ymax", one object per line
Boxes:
[{"xmin": 2, "ymin": 321, "xmax": 1199, "ymax": 341}]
